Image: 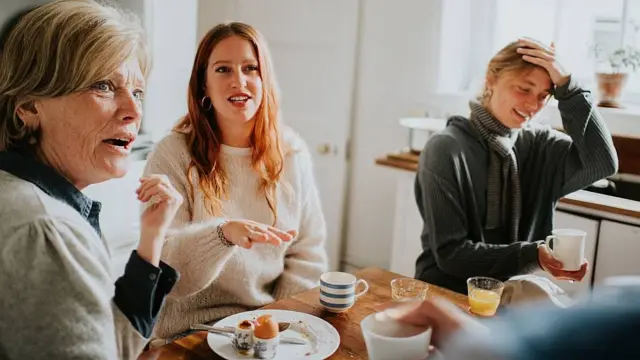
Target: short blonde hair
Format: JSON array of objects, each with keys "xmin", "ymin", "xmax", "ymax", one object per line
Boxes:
[
  {"xmin": 0, "ymin": 0, "xmax": 149, "ymax": 151},
  {"xmin": 479, "ymin": 41, "xmax": 543, "ymax": 106}
]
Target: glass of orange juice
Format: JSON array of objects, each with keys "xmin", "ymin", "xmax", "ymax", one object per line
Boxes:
[{"xmin": 467, "ymin": 277, "xmax": 504, "ymax": 317}]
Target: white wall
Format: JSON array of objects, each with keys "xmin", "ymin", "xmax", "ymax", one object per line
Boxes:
[
  {"xmin": 196, "ymin": 0, "xmax": 237, "ymax": 36},
  {"xmin": 343, "ymin": 0, "xmax": 444, "ymax": 269},
  {"xmin": 437, "ymin": 0, "xmax": 472, "ymax": 93},
  {"xmin": 143, "ymin": 0, "xmax": 199, "ymax": 141},
  {"xmin": 0, "ymin": 0, "xmax": 49, "ymax": 23}
]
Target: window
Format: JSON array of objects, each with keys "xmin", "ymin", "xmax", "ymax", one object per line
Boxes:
[
  {"xmin": 446, "ymin": 0, "xmax": 640, "ymax": 105},
  {"xmin": 623, "ymin": 0, "xmax": 640, "ymax": 94}
]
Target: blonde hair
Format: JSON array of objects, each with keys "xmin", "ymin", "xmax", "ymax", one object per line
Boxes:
[
  {"xmin": 174, "ymin": 22, "xmax": 284, "ymax": 223},
  {"xmin": 0, "ymin": 0, "xmax": 149, "ymax": 151},
  {"xmin": 479, "ymin": 41, "xmax": 543, "ymax": 107}
]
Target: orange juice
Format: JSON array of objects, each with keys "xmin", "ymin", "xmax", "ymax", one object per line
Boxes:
[{"xmin": 468, "ymin": 288, "xmax": 501, "ymax": 316}]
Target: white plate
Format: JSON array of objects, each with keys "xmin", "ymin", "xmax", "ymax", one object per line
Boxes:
[{"xmin": 207, "ymin": 309, "xmax": 340, "ymax": 360}]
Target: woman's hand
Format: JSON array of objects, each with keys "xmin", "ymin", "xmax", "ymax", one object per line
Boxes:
[
  {"xmin": 538, "ymin": 244, "xmax": 589, "ymax": 282},
  {"xmin": 221, "ymin": 219, "xmax": 297, "ymax": 249},
  {"xmin": 517, "ymin": 37, "xmax": 570, "ymax": 87},
  {"xmin": 136, "ymin": 174, "xmax": 184, "ymax": 266}
]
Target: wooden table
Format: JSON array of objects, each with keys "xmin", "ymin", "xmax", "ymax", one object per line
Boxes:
[{"xmin": 138, "ymin": 267, "xmax": 469, "ymax": 360}]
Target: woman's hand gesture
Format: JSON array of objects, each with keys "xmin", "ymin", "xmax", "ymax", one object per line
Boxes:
[{"xmin": 220, "ymin": 219, "xmax": 297, "ymax": 249}]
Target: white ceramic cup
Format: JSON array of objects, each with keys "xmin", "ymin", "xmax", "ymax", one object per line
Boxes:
[
  {"xmin": 545, "ymin": 229, "xmax": 586, "ymax": 271},
  {"xmin": 361, "ymin": 312, "xmax": 432, "ymax": 360},
  {"xmin": 232, "ymin": 320, "xmax": 254, "ymax": 355},
  {"xmin": 253, "ymin": 333, "xmax": 279, "ymax": 359},
  {"xmin": 320, "ymin": 272, "xmax": 369, "ymax": 313}
]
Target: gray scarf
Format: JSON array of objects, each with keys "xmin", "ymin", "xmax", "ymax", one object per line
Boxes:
[{"xmin": 469, "ymin": 101, "xmax": 521, "ymax": 242}]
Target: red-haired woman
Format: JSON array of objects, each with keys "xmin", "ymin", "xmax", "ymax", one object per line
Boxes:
[{"xmin": 143, "ymin": 22, "xmax": 328, "ymax": 342}]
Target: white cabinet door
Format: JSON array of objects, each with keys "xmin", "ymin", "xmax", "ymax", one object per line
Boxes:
[
  {"xmin": 389, "ymin": 171, "xmax": 423, "ymax": 277},
  {"xmin": 532, "ymin": 211, "xmax": 600, "ymax": 297},
  {"xmin": 594, "ymin": 220, "xmax": 640, "ymax": 283}
]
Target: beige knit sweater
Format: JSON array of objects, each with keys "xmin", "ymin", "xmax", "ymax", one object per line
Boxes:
[{"xmin": 143, "ymin": 129, "xmax": 328, "ymax": 339}]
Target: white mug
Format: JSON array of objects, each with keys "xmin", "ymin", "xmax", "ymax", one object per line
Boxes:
[
  {"xmin": 320, "ymin": 272, "xmax": 368, "ymax": 313},
  {"xmin": 361, "ymin": 312, "xmax": 432, "ymax": 360},
  {"xmin": 545, "ymin": 229, "xmax": 586, "ymax": 271}
]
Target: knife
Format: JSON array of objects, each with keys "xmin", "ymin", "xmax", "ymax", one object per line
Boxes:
[{"xmin": 190, "ymin": 324, "xmax": 307, "ymax": 345}]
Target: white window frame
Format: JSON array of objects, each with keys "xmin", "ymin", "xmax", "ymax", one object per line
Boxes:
[
  {"xmin": 444, "ymin": 0, "xmax": 640, "ymax": 107},
  {"xmin": 619, "ymin": 0, "xmax": 640, "ymax": 104}
]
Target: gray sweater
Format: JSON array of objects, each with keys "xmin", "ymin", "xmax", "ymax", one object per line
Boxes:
[
  {"xmin": 0, "ymin": 155, "xmax": 177, "ymax": 360},
  {"xmin": 414, "ymin": 78, "xmax": 618, "ymax": 294}
]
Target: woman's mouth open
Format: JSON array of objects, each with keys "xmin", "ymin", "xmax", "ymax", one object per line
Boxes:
[
  {"xmin": 228, "ymin": 93, "xmax": 251, "ymax": 108},
  {"xmin": 513, "ymin": 109, "xmax": 531, "ymax": 122},
  {"xmin": 102, "ymin": 136, "xmax": 135, "ymax": 155}
]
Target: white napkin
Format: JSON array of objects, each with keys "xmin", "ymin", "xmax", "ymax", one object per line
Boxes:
[{"xmin": 501, "ymin": 274, "xmax": 574, "ymax": 308}]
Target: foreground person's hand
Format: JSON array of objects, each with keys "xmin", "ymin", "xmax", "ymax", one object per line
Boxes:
[{"xmin": 378, "ymin": 297, "xmax": 487, "ymax": 348}]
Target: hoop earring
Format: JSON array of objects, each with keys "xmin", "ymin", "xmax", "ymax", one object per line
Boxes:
[{"xmin": 201, "ymin": 96, "xmax": 213, "ymax": 111}]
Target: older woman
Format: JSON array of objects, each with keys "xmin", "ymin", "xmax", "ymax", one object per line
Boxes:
[
  {"xmin": 0, "ymin": 1, "xmax": 182, "ymax": 359},
  {"xmin": 414, "ymin": 38, "xmax": 618, "ymax": 294},
  {"xmin": 143, "ymin": 22, "xmax": 328, "ymax": 342}
]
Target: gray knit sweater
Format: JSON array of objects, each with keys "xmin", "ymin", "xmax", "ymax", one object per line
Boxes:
[
  {"xmin": 0, "ymin": 170, "xmax": 147, "ymax": 359},
  {"xmin": 414, "ymin": 77, "xmax": 618, "ymax": 294}
]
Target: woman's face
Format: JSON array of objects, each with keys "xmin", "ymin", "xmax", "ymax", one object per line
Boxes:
[
  {"xmin": 205, "ymin": 35, "xmax": 263, "ymax": 131},
  {"xmin": 486, "ymin": 67, "xmax": 552, "ymax": 129},
  {"xmin": 18, "ymin": 58, "xmax": 144, "ymax": 188}
]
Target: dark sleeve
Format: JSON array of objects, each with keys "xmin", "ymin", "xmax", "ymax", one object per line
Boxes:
[
  {"xmin": 113, "ymin": 251, "xmax": 179, "ymax": 337},
  {"xmin": 507, "ymin": 304, "xmax": 639, "ymax": 360},
  {"xmin": 547, "ymin": 76, "xmax": 618, "ymax": 198},
  {"xmin": 415, "ymin": 135, "xmax": 541, "ymax": 281},
  {"xmin": 444, "ymin": 290, "xmax": 640, "ymax": 360}
]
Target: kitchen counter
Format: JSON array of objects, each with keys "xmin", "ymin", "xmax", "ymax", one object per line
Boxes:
[{"xmin": 376, "ymin": 151, "xmax": 640, "ymax": 221}]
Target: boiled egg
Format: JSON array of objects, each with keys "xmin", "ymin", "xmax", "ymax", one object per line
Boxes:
[{"xmin": 253, "ymin": 314, "xmax": 279, "ymax": 339}]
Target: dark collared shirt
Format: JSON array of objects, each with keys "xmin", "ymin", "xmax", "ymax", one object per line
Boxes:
[{"xmin": 0, "ymin": 151, "xmax": 178, "ymax": 337}]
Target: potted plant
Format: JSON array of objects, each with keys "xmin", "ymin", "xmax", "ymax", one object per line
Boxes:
[{"xmin": 592, "ymin": 44, "xmax": 640, "ymax": 108}]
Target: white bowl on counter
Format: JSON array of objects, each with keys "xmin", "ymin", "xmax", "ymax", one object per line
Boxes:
[{"xmin": 399, "ymin": 117, "xmax": 448, "ymax": 152}]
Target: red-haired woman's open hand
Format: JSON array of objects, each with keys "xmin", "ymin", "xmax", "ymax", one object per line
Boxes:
[{"xmin": 220, "ymin": 219, "xmax": 297, "ymax": 249}]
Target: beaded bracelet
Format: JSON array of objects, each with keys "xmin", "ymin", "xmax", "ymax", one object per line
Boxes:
[{"xmin": 216, "ymin": 221, "xmax": 234, "ymax": 247}]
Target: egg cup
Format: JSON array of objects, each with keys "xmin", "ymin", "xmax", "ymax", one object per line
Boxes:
[
  {"xmin": 253, "ymin": 333, "xmax": 280, "ymax": 359},
  {"xmin": 232, "ymin": 320, "xmax": 255, "ymax": 356}
]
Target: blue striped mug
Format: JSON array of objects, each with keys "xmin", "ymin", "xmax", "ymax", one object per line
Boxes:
[{"xmin": 320, "ymin": 272, "xmax": 369, "ymax": 313}]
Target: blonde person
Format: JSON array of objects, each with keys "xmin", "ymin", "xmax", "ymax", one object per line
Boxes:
[
  {"xmin": 414, "ymin": 38, "xmax": 618, "ymax": 294},
  {"xmin": 143, "ymin": 22, "xmax": 328, "ymax": 342},
  {"xmin": 0, "ymin": 1, "xmax": 183, "ymax": 359}
]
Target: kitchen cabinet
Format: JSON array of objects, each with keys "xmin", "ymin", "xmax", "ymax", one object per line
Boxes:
[
  {"xmin": 389, "ymin": 171, "xmax": 423, "ymax": 278},
  {"xmin": 594, "ymin": 220, "xmax": 640, "ymax": 283}
]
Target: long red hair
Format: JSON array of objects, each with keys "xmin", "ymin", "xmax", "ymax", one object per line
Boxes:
[{"xmin": 174, "ymin": 22, "xmax": 284, "ymax": 222}]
